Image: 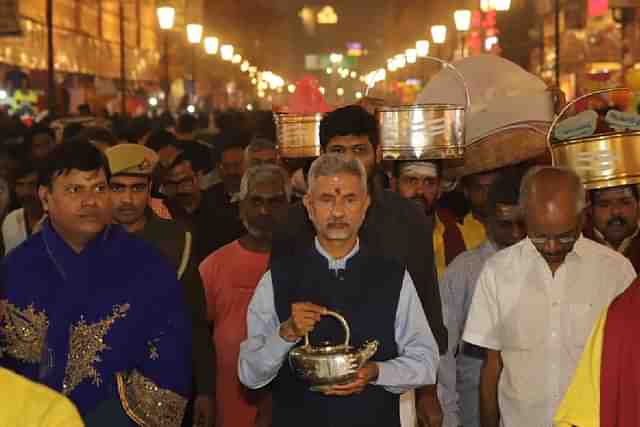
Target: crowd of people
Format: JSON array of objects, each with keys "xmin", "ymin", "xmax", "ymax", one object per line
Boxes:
[{"xmin": 1, "ymin": 53, "xmax": 640, "ymax": 427}]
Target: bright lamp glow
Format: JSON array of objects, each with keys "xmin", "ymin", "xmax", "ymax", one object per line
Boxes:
[
  {"xmin": 337, "ymin": 88, "xmax": 344, "ymax": 96},
  {"xmin": 148, "ymin": 97, "xmax": 158, "ymax": 107},
  {"xmin": 220, "ymin": 44, "xmax": 234, "ymax": 61},
  {"xmin": 454, "ymin": 10, "xmax": 472, "ymax": 32},
  {"xmin": 288, "ymin": 84, "xmax": 296, "ymax": 93},
  {"xmin": 232, "ymin": 54, "xmax": 242, "ymax": 64},
  {"xmin": 431, "ymin": 25, "xmax": 447, "ymax": 44},
  {"xmin": 329, "ymin": 53, "xmax": 343, "ymax": 64},
  {"xmin": 326, "ymin": 67, "xmax": 333, "ymax": 75},
  {"xmin": 485, "ymin": 36, "xmax": 499, "ymax": 51},
  {"xmin": 204, "ymin": 37, "xmax": 219, "ymax": 54},
  {"xmin": 494, "ymin": 0, "xmax": 511, "ymax": 11},
  {"xmin": 241, "ymin": 61, "xmax": 250, "ymax": 72},
  {"xmin": 387, "ymin": 59, "xmax": 397, "ymax": 72},
  {"xmin": 350, "ymin": 71, "xmax": 357, "ymax": 78},
  {"xmin": 355, "ymin": 91, "xmax": 363, "ymax": 100},
  {"xmin": 405, "ymin": 48, "xmax": 417, "ymax": 64},
  {"xmin": 394, "ymin": 54, "xmax": 406, "ymax": 69},
  {"xmin": 319, "ymin": 86, "xmax": 325, "ymax": 95},
  {"xmin": 0, "ymin": 90, "xmax": 7, "ymax": 100},
  {"xmin": 186, "ymin": 105, "xmax": 196, "ymax": 114},
  {"xmin": 157, "ymin": 6, "xmax": 176, "ymax": 30},
  {"xmin": 416, "ymin": 40, "xmax": 430, "ymax": 57},
  {"xmin": 186, "ymin": 24, "xmax": 203, "ymax": 44}
]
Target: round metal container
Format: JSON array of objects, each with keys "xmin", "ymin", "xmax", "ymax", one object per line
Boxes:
[
  {"xmin": 274, "ymin": 112, "xmax": 323, "ymax": 159},
  {"xmin": 377, "ymin": 104, "xmax": 465, "ymax": 160},
  {"xmin": 377, "ymin": 57, "xmax": 469, "ymax": 161},
  {"xmin": 549, "ymin": 88, "xmax": 640, "ymax": 190}
]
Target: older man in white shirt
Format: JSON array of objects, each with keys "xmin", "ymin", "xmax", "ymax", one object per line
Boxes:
[{"xmin": 463, "ymin": 166, "xmax": 636, "ymax": 427}]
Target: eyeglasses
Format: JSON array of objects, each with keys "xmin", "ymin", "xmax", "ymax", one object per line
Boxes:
[{"xmin": 529, "ymin": 232, "xmax": 578, "ymax": 248}]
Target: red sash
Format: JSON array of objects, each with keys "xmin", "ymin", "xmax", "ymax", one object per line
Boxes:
[{"xmin": 601, "ymin": 278, "xmax": 640, "ymax": 427}]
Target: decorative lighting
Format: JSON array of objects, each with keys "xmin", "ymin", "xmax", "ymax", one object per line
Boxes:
[
  {"xmin": 485, "ymin": 36, "xmax": 499, "ymax": 51},
  {"xmin": 454, "ymin": 10, "xmax": 472, "ymax": 32},
  {"xmin": 350, "ymin": 71, "xmax": 357, "ymax": 78},
  {"xmin": 186, "ymin": 24, "xmax": 203, "ymax": 44},
  {"xmin": 204, "ymin": 37, "xmax": 219, "ymax": 55},
  {"xmin": 0, "ymin": 90, "xmax": 8, "ymax": 100},
  {"xmin": 480, "ymin": 0, "xmax": 492, "ymax": 11},
  {"xmin": 337, "ymin": 87, "xmax": 345, "ymax": 96},
  {"xmin": 220, "ymin": 44, "xmax": 234, "ymax": 61},
  {"xmin": 258, "ymin": 90, "xmax": 265, "ymax": 98},
  {"xmin": 251, "ymin": 78, "xmax": 257, "ymax": 85},
  {"xmin": 431, "ymin": 25, "xmax": 447, "ymax": 44},
  {"xmin": 326, "ymin": 67, "xmax": 333, "ymax": 75},
  {"xmin": 317, "ymin": 6, "xmax": 338, "ymax": 24},
  {"xmin": 232, "ymin": 54, "xmax": 242, "ymax": 64},
  {"xmin": 329, "ymin": 53, "xmax": 343, "ymax": 64},
  {"xmin": 494, "ymin": 0, "xmax": 511, "ymax": 11},
  {"xmin": 387, "ymin": 59, "xmax": 397, "ymax": 72},
  {"xmin": 186, "ymin": 105, "xmax": 196, "ymax": 114},
  {"xmin": 416, "ymin": 40, "xmax": 430, "ymax": 57},
  {"xmin": 241, "ymin": 61, "xmax": 250, "ymax": 72},
  {"xmin": 148, "ymin": 97, "xmax": 158, "ymax": 107},
  {"xmin": 247, "ymin": 104, "xmax": 254, "ymax": 111},
  {"xmin": 156, "ymin": 6, "xmax": 176, "ymax": 30},
  {"xmin": 288, "ymin": 84, "xmax": 296, "ymax": 93},
  {"xmin": 355, "ymin": 91, "xmax": 363, "ymax": 99},
  {"xmin": 249, "ymin": 66, "xmax": 258, "ymax": 74},
  {"xmin": 394, "ymin": 54, "xmax": 406, "ymax": 69},
  {"xmin": 405, "ymin": 48, "xmax": 417, "ymax": 64},
  {"xmin": 319, "ymin": 86, "xmax": 325, "ymax": 95}
]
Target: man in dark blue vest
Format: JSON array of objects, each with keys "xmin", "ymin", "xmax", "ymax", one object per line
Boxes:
[{"xmin": 238, "ymin": 154, "xmax": 439, "ymax": 427}]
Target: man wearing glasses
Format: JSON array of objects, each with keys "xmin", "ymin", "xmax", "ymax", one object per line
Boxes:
[{"xmin": 463, "ymin": 166, "xmax": 636, "ymax": 427}]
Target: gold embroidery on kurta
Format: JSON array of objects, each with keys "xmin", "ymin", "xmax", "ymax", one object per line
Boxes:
[
  {"xmin": 62, "ymin": 304, "xmax": 130, "ymax": 394},
  {"xmin": 117, "ymin": 370, "xmax": 187, "ymax": 427},
  {"xmin": 0, "ymin": 300, "xmax": 49, "ymax": 363}
]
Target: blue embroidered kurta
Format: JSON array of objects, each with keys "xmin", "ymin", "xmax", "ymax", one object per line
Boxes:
[{"xmin": 0, "ymin": 220, "xmax": 192, "ymax": 426}]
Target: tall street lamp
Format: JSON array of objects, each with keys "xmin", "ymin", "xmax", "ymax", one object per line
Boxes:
[
  {"xmin": 431, "ymin": 25, "xmax": 447, "ymax": 59},
  {"xmin": 186, "ymin": 23, "xmax": 203, "ymax": 103},
  {"xmin": 46, "ymin": 0, "xmax": 55, "ymax": 115},
  {"xmin": 454, "ymin": 10, "xmax": 471, "ymax": 58},
  {"xmin": 157, "ymin": 4, "xmax": 175, "ymax": 110}
]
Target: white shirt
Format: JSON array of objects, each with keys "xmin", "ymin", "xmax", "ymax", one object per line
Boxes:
[
  {"xmin": 463, "ymin": 236, "xmax": 636, "ymax": 427},
  {"xmin": 2, "ymin": 209, "xmax": 28, "ymax": 255}
]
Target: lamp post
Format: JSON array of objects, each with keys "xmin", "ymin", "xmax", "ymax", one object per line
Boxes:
[
  {"xmin": 157, "ymin": 4, "xmax": 175, "ymax": 110},
  {"xmin": 454, "ymin": 10, "xmax": 471, "ymax": 58},
  {"xmin": 431, "ymin": 25, "xmax": 447, "ymax": 59},
  {"xmin": 46, "ymin": 0, "xmax": 55, "ymax": 115},
  {"xmin": 186, "ymin": 23, "xmax": 203, "ymax": 104},
  {"xmin": 119, "ymin": 0, "xmax": 127, "ymax": 115}
]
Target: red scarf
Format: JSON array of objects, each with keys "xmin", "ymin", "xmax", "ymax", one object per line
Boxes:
[{"xmin": 601, "ymin": 278, "xmax": 640, "ymax": 427}]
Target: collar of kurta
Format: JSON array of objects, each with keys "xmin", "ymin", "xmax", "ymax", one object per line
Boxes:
[
  {"xmin": 314, "ymin": 237, "xmax": 360, "ymax": 272},
  {"xmin": 41, "ymin": 219, "xmax": 113, "ymax": 280},
  {"xmin": 592, "ymin": 224, "xmax": 640, "ymax": 255}
]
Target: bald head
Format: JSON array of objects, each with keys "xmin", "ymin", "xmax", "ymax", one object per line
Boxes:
[{"xmin": 521, "ymin": 167, "xmax": 586, "ymax": 272}]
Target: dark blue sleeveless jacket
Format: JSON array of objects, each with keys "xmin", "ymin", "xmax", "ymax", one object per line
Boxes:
[{"xmin": 270, "ymin": 245, "xmax": 404, "ymax": 427}]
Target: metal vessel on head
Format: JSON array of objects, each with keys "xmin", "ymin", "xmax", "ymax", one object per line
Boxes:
[
  {"xmin": 274, "ymin": 112, "xmax": 323, "ymax": 158},
  {"xmin": 549, "ymin": 87, "xmax": 640, "ymax": 190},
  {"xmin": 377, "ymin": 57, "xmax": 469, "ymax": 161}
]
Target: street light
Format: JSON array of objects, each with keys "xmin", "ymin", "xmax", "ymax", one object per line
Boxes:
[
  {"xmin": 416, "ymin": 40, "xmax": 430, "ymax": 57},
  {"xmin": 454, "ymin": 10, "xmax": 472, "ymax": 32},
  {"xmin": 494, "ymin": 0, "xmax": 511, "ymax": 11},
  {"xmin": 232, "ymin": 54, "xmax": 242, "ymax": 64},
  {"xmin": 220, "ymin": 44, "xmax": 234, "ymax": 61},
  {"xmin": 157, "ymin": 5, "xmax": 176, "ymax": 30},
  {"xmin": 288, "ymin": 84, "xmax": 296, "ymax": 93},
  {"xmin": 241, "ymin": 61, "xmax": 250, "ymax": 72},
  {"xmin": 204, "ymin": 36, "xmax": 219, "ymax": 55},
  {"xmin": 337, "ymin": 87, "xmax": 344, "ymax": 96},
  {"xmin": 186, "ymin": 24, "xmax": 203, "ymax": 44},
  {"xmin": 157, "ymin": 4, "xmax": 175, "ymax": 110},
  {"xmin": 454, "ymin": 10, "xmax": 471, "ymax": 58},
  {"xmin": 395, "ymin": 54, "xmax": 406, "ymax": 69},
  {"xmin": 431, "ymin": 25, "xmax": 447, "ymax": 44},
  {"xmin": 405, "ymin": 48, "xmax": 417, "ymax": 64}
]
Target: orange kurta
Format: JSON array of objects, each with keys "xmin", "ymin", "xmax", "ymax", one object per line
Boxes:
[{"xmin": 199, "ymin": 240, "xmax": 270, "ymax": 427}]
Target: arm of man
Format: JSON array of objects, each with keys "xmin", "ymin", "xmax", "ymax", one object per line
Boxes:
[
  {"xmin": 462, "ymin": 262, "xmax": 503, "ymax": 427},
  {"xmin": 117, "ymin": 262, "xmax": 193, "ymax": 427},
  {"xmin": 182, "ymin": 255, "xmax": 216, "ymax": 427},
  {"xmin": 327, "ymin": 271, "xmax": 439, "ymax": 396},
  {"xmin": 238, "ymin": 271, "xmax": 319, "ymax": 389},
  {"xmin": 480, "ymin": 350, "xmax": 502, "ymax": 427}
]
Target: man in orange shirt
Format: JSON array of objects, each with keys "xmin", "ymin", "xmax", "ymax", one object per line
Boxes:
[{"xmin": 199, "ymin": 164, "xmax": 290, "ymax": 427}]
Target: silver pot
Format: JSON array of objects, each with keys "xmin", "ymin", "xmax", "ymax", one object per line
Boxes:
[{"xmin": 288, "ymin": 311, "xmax": 379, "ymax": 392}]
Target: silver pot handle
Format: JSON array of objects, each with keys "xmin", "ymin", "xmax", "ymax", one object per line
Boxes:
[{"xmin": 304, "ymin": 310, "xmax": 351, "ymax": 348}]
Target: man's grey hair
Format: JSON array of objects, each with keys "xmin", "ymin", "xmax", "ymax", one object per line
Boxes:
[
  {"xmin": 519, "ymin": 165, "xmax": 586, "ymax": 213},
  {"xmin": 307, "ymin": 153, "xmax": 368, "ymax": 195},
  {"xmin": 239, "ymin": 164, "xmax": 291, "ymax": 202},
  {"xmin": 244, "ymin": 138, "xmax": 277, "ymax": 163}
]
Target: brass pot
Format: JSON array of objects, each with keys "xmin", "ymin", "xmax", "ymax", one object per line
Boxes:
[{"xmin": 288, "ymin": 311, "xmax": 379, "ymax": 392}]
